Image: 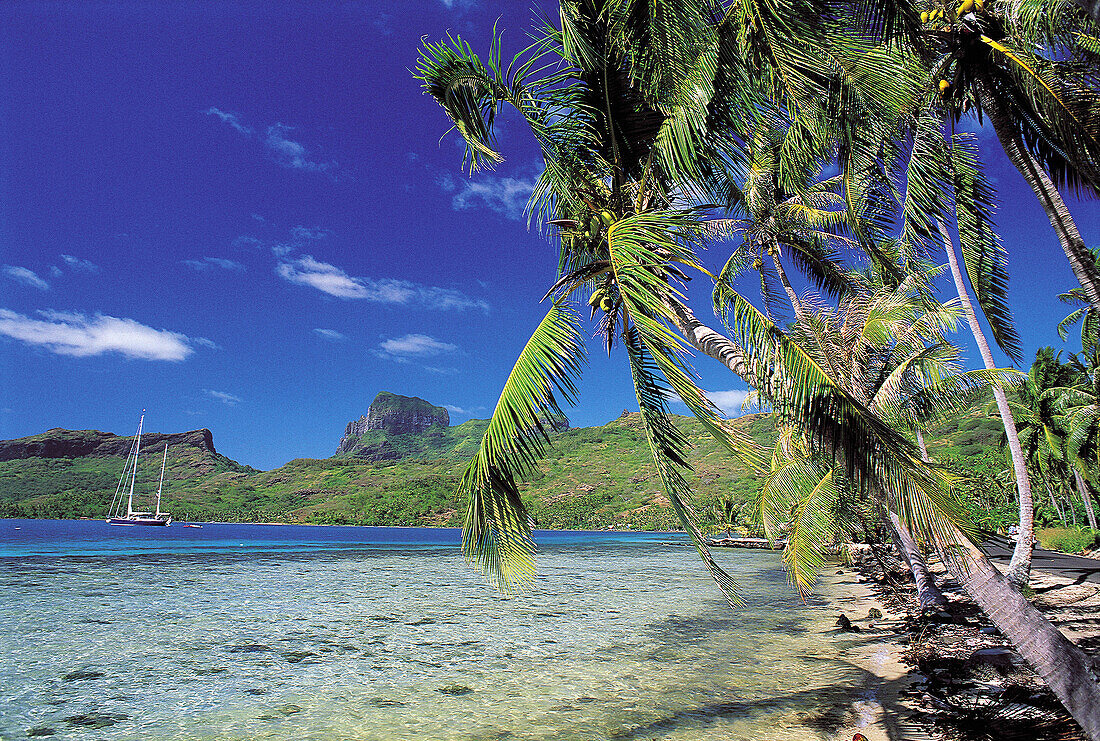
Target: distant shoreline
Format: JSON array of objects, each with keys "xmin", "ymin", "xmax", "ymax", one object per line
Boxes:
[{"xmin": 11, "ymin": 517, "xmax": 689, "ymax": 534}]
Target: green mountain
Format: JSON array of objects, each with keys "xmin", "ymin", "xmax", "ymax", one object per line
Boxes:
[{"xmin": 0, "ymin": 393, "xmax": 1006, "ymax": 529}]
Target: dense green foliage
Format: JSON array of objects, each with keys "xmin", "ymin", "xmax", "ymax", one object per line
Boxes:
[
  {"xmin": 0, "ymin": 414, "xmax": 771, "ymax": 529},
  {"xmin": 1037, "ymin": 527, "xmax": 1100, "ymax": 554},
  {"xmin": 1, "ymin": 402, "xmax": 1060, "ymax": 535}
]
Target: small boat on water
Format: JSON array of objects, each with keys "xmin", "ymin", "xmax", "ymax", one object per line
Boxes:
[{"xmin": 107, "ymin": 411, "xmax": 172, "ymax": 527}]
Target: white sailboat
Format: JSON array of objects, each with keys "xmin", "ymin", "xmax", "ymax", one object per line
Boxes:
[{"xmin": 107, "ymin": 411, "xmax": 172, "ymax": 526}]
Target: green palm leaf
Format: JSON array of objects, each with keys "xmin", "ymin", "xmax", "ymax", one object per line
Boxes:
[
  {"xmin": 459, "ymin": 304, "xmax": 586, "ymax": 593},
  {"xmin": 951, "ymin": 135, "xmax": 1023, "ymax": 363},
  {"xmin": 623, "ymin": 326, "xmax": 744, "ymax": 606}
]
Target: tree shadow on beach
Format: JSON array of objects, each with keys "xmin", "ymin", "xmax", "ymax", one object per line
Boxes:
[{"xmin": 604, "ymin": 660, "xmax": 927, "ymax": 741}]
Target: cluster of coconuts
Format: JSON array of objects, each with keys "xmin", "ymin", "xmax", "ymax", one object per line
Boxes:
[
  {"xmin": 920, "ymin": 0, "xmax": 986, "ymax": 25},
  {"xmin": 922, "ymin": 0, "xmax": 988, "ymax": 94},
  {"xmin": 564, "ymin": 208, "xmax": 619, "ymax": 313},
  {"xmin": 587, "ymin": 286, "xmax": 616, "ymax": 313},
  {"xmin": 561, "ymin": 208, "xmax": 618, "ymax": 249}
]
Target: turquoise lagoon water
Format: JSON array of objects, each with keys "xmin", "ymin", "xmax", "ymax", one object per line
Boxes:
[{"xmin": 0, "ymin": 520, "xmax": 871, "ymax": 740}]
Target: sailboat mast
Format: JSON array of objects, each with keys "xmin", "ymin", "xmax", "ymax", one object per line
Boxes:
[
  {"xmin": 127, "ymin": 411, "xmax": 144, "ymax": 517},
  {"xmin": 155, "ymin": 442, "xmax": 168, "ymax": 517}
]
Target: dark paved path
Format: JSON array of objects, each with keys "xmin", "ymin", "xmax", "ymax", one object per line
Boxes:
[{"xmin": 982, "ymin": 535, "xmax": 1100, "ymax": 584}]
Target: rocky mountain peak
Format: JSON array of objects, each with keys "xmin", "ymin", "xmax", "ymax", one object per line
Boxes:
[
  {"xmin": 335, "ymin": 392, "xmax": 450, "ymax": 456},
  {"xmin": 0, "ymin": 427, "xmax": 217, "ymax": 462}
]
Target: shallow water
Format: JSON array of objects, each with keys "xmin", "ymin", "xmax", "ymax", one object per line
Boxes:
[{"xmin": 1, "ymin": 521, "xmax": 869, "ymax": 740}]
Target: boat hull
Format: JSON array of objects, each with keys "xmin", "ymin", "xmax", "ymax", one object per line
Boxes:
[{"xmin": 108, "ymin": 517, "xmax": 171, "ymax": 526}]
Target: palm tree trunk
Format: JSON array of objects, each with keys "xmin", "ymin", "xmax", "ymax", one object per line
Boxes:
[
  {"xmin": 770, "ymin": 250, "xmax": 806, "ymax": 322},
  {"xmin": 888, "ymin": 511, "xmax": 947, "ymax": 608},
  {"xmin": 931, "ymin": 528, "xmax": 1100, "ymax": 740},
  {"xmin": 1074, "ymin": 467, "xmax": 1099, "ymax": 530},
  {"xmin": 1045, "ymin": 478, "xmax": 1067, "ymax": 525},
  {"xmin": 665, "ymin": 302, "xmax": 1100, "ymax": 738},
  {"xmin": 896, "ymin": 427, "xmax": 948, "ymax": 607},
  {"xmin": 984, "ymin": 92, "xmax": 1100, "ymax": 315},
  {"xmin": 940, "ymin": 218, "xmax": 1035, "ymax": 588},
  {"xmin": 915, "ymin": 428, "xmax": 929, "ymax": 461}
]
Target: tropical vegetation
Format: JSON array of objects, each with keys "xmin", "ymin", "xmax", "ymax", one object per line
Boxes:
[{"xmin": 415, "ymin": 0, "xmax": 1100, "ymax": 735}]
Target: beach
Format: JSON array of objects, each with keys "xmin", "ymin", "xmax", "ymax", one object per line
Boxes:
[{"xmin": 824, "ymin": 543, "xmax": 1100, "ymax": 741}]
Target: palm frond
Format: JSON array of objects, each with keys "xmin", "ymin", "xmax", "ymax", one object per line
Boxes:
[
  {"xmin": 459, "ymin": 304, "xmax": 586, "ymax": 593},
  {"xmin": 951, "ymin": 135, "xmax": 1022, "ymax": 363},
  {"xmin": 622, "ymin": 326, "xmax": 744, "ymax": 606},
  {"xmin": 784, "ymin": 467, "xmax": 840, "ymax": 596},
  {"xmin": 416, "ymin": 34, "xmax": 507, "ymax": 173},
  {"xmin": 726, "ymin": 290, "xmax": 951, "ymax": 511}
]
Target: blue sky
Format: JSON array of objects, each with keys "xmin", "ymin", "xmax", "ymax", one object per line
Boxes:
[{"xmin": 1, "ymin": 1, "xmax": 1097, "ymax": 470}]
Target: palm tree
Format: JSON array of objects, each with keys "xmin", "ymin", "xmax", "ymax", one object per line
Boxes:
[
  {"xmin": 919, "ymin": 0, "xmax": 1100, "ymax": 313},
  {"xmin": 1053, "ymin": 348, "xmax": 1100, "ymax": 530},
  {"xmin": 744, "ymin": 276, "xmax": 1018, "ymax": 605},
  {"xmin": 708, "ymin": 493, "xmax": 742, "ymax": 538},
  {"xmin": 713, "ymin": 128, "xmax": 856, "ymax": 324},
  {"xmin": 884, "ymin": 109, "xmax": 1039, "ymax": 586},
  {"xmin": 1059, "ymin": 275, "xmax": 1100, "ymax": 351},
  {"xmin": 416, "ymin": 3, "xmax": 1100, "ymax": 734},
  {"xmin": 1014, "ymin": 348, "xmax": 1079, "ymax": 526},
  {"xmin": 415, "ymin": 0, "xmax": 911, "ymax": 601},
  {"xmin": 871, "ymin": 6, "xmax": 1100, "ymax": 579},
  {"xmin": 681, "ymin": 273, "xmax": 1100, "ymax": 738}
]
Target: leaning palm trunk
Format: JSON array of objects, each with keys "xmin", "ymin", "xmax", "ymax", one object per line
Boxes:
[
  {"xmin": 1074, "ymin": 468, "xmax": 1099, "ymax": 531},
  {"xmin": 983, "ymin": 92, "xmax": 1100, "ymax": 316},
  {"xmin": 895, "ymin": 427, "xmax": 948, "ymax": 607},
  {"xmin": 1045, "ymin": 478, "xmax": 1067, "ymax": 524},
  {"xmin": 940, "ymin": 218, "xmax": 1034, "ymax": 588},
  {"xmin": 888, "ymin": 511, "xmax": 947, "ymax": 607},
  {"xmin": 665, "ymin": 300, "xmax": 1100, "ymax": 738},
  {"xmin": 770, "ymin": 251, "xmax": 807, "ymax": 322},
  {"xmin": 932, "ymin": 530, "xmax": 1100, "ymax": 741}
]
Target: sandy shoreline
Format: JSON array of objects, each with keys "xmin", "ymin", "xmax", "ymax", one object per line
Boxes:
[
  {"xmin": 813, "ymin": 568, "xmax": 922, "ymax": 741},
  {"xmin": 814, "ymin": 549, "xmax": 1100, "ymax": 741}
]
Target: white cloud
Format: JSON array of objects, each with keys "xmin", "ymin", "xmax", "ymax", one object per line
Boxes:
[
  {"xmin": 377, "ymin": 333, "xmax": 457, "ymax": 361},
  {"xmin": 448, "ymin": 174, "xmax": 535, "ymax": 220},
  {"xmin": 61, "ymin": 255, "xmax": 99, "ymax": 272},
  {"xmin": 290, "ymin": 225, "xmax": 330, "ymax": 241},
  {"xmin": 706, "ymin": 389, "xmax": 756, "ymax": 416},
  {"xmin": 233, "ymin": 235, "xmax": 264, "ymax": 250},
  {"xmin": 445, "ymin": 403, "xmax": 485, "ymax": 414},
  {"xmin": 183, "ymin": 257, "xmax": 245, "ymax": 271},
  {"xmin": 205, "ymin": 389, "xmax": 243, "ymax": 406},
  {"xmin": 0, "ymin": 309, "xmax": 192, "ymax": 361},
  {"xmin": 3, "ymin": 266, "xmax": 49, "ymax": 290},
  {"xmin": 313, "ymin": 328, "xmax": 346, "ymax": 341},
  {"xmin": 204, "ymin": 110, "xmax": 335, "ymax": 175},
  {"xmin": 265, "ymin": 124, "xmax": 335, "ymax": 173},
  {"xmin": 276, "ymin": 255, "xmax": 489, "ymax": 311},
  {"xmin": 407, "ymin": 283, "xmax": 490, "ymax": 313},
  {"xmin": 205, "ymin": 107, "xmax": 253, "ymax": 135},
  {"xmin": 276, "ymin": 256, "xmax": 370, "ymax": 299}
]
